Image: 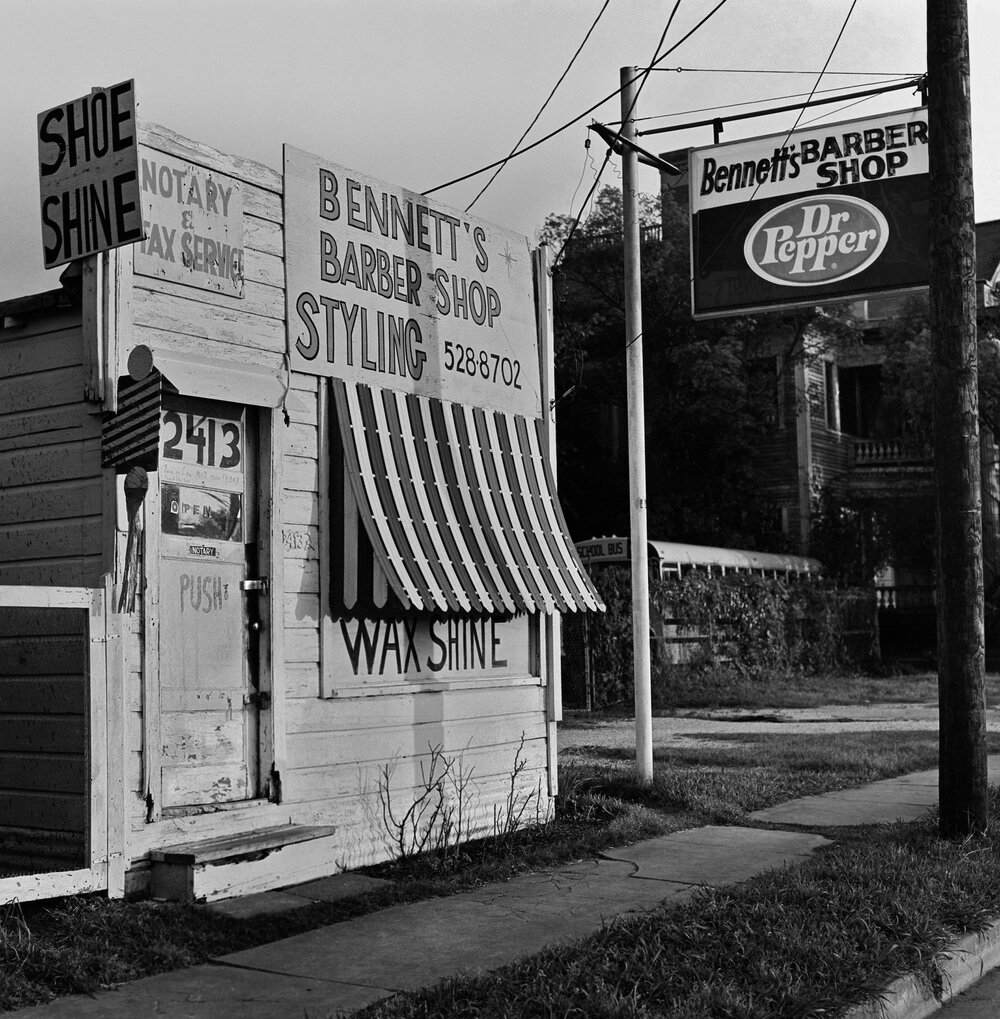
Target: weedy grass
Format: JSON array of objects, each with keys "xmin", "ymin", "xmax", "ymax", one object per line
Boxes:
[
  {"xmin": 0, "ymin": 730, "xmax": 992, "ymax": 1012},
  {"xmin": 650, "ymin": 668, "xmax": 1000, "ymax": 710},
  {"xmin": 354, "ymin": 789, "xmax": 1000, "ymax": 1019}
]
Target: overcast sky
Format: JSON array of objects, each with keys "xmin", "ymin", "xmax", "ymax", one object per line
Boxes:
[{"xmin": 3, "ymin": 0, "xmax": 998, "ymax": 302}]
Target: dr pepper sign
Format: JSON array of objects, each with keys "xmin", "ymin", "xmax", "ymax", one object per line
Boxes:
[
  {"xmin": 37, "ymin": 80, "xmax": 145, "ymax": 269},
  {"xmin": 690, "ymin": 107, "xmax": 929, "ymax": 318},
  {"xmin": 283, "ymin": 145, "xmax": 541, "ymax": 419}
]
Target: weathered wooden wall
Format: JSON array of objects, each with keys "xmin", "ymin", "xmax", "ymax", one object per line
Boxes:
[
  {"xmin": 0, "ymin": 302, "xmax": 103, "ymax": 586},
  {"xmin": 0, "ymin": 607, "xmax": 87, "ymax": 874},
  {"xmin": 125, "ymin": 126, "xmax": 551, "ymax": 881},
  {"xmin": 279, "ymin": 377, "xmax": 549, "ymax": 871}
]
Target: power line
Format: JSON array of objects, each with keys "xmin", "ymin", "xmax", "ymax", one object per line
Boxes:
[
  {"xmin": 644, "ymin": 66, "xmax": 920, "ymax": 76},
  {"xmin": 424, "ymin": 0, "xmax": 733, "ymax": 196},
  {"xmin": 636, "ymin": 74, "xmax": 923, "ymax": 138},
  {"xmin": 684, "ymin": 0, "xmax": 864, "ymax": 308},
  {"xmin": 464, "ymin": 0, "xmax": 612, "ymax": 213},
  {"xmin": 629, "ymin": 76, "xmax": 919, "ymax": 126},
  {"xmin": 551, "ymin": 0, "xmax": 686, "ymax": 270}
]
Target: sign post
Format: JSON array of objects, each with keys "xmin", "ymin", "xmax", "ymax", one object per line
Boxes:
[{"xmin": 621, "ymin": 66, "xmax": 653, "ymax": 786}]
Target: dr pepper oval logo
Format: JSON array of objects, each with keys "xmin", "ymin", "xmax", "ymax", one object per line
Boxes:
[{"xmin": 743, "ymin": 195, "xmax": 889, "ymax": 287}]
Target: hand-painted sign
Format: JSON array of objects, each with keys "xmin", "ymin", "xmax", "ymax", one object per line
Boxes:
[
  {"xmin": 283, "ymin": 145, "xmax": 541, "ymax": 418},
  {"xmin": 135, "ymin": 150, "xmax": 244, "ymax": 296},
  {"xmin": 160, "ymin": 406, "xmax": 243, "ymax": 470},
  {"xmin": 690, "ymin": 107, "xmax": 928, "ymax": 318},
  {"xmin": 161, "ymin": 483, "xmax": 243, "ymax": 541},
  {"xmin": 326, "ymin": 614, "xmax": 532, "ymax": 694},
  {"xmin": 38, "ymin": 80, "xmax": 145, "ymax": 269},
  {"xmin": 575, "ymin": 536, "xmax": 629, "ymax": 565}
]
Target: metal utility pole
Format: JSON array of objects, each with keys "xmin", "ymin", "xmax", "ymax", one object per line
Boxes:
[
  {"xmin": 928, "ymin": 0, "xmax": 989, "ymax": 836},
  {"xmin": 621, "ymin": 65, "xmax": 653, "ymax": 784}
]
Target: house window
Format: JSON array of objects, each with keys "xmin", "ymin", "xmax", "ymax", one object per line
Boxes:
[
  {"xmin": 749, "ymin": 355, "xmax": 785, "ymax": 429},
  {"xmin": 838, "ymin": 364, "xmax": 883, "ymax": 438},
  {"xmin": 825, "ymin": 362, "xmax": 840, "ymax": 431}
]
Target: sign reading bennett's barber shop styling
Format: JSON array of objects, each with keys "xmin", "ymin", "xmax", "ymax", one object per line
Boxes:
[{"xmin": 283, "ymin": 145, "xmax": 541, "ymax": 418}]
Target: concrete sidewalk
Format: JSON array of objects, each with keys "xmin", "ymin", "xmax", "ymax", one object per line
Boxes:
[{"xmin": 12, "ymin": 756, "xmax": 1000, "ymax": 1019}]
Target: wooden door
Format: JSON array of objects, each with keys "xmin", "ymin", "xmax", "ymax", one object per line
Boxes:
[{"xmin": 157, "ymin": 395, "xmax": 261, "ymax": 809}]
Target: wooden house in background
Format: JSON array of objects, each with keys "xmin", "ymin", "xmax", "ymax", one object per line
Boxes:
[{"xmin": 0, "ymin": 121, "xmax": 599, "ymax": 903}]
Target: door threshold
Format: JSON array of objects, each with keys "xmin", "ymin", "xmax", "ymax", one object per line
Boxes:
[{"xmin": 161, "ymin": 797, "xmax": 272, "ymax": 820}]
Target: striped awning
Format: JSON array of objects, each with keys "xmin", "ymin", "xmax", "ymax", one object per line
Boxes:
[{"xmin": 330, "ymin": 379, "xmax": 602, "ymax": 617}]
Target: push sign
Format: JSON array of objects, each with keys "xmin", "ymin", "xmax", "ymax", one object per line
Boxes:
[
  {"xmin": 37, "ymin": 80, "xmax": 145, "ymax": 269},
  {"xmin": 689, "ymin": 107, "xmax": 929, "ymax": 318}
]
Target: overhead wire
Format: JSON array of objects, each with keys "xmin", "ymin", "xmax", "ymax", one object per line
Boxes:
[
  {"xmin": 644, "ymin": 66, "xmax": 920, "ymax": 76},
  {"xmin": 678, "ymin": 0, "xmax": 866, "ymax": 304},
  {"xmin": 464, "ymin": 0, "xmax": 612, "ymax": 213},
  {"xmin": 622, "ymin": 0, "xmax": 865, "ymax": 355},
  {"xmin": 551, "ymin": 0, "xmax": 688, "ymax": 271},
  {"xmin": 424, "ymin": 0, "xmax": 733, "ymax": 196},
  {"xmin": 628, "ymin": 76, "xmax": 920, "ymax": 125}
]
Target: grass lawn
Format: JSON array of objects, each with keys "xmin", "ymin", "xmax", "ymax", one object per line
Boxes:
[
  {"xmin": 0, "ymin": 728, "xmax": 970, "ymax": 1012},
  {"xmin": 651, "ymin": 667, "xmax": 1000, "ymax": 710},
  {"xmin": 354, "ymin": 795, "xmax": 1000, "ymax": 1019}
]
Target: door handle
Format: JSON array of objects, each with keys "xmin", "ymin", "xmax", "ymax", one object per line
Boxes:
[{"xmin": 241, "ymin": 578, "xmax": 269, "ymax": 594}]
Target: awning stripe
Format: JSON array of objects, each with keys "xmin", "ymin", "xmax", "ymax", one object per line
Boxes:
[
  {"xmin": 330, "ymin": 383, "xmax": 399, "ymax": 616},
  {"xmin": 450, "ymin": 404, "xmax": 535, "ymax": 610},
  {"xmin": 427, "ymin": 399, "xmax": 513, "ymax": 613},
  {"xmin": 416, "ymin": 398, "xmax": 499, "ymax": 613},
  {"xmin": 470, "ymin": 407, "xmax": 540, "ymax": 606},
  {"xmin": 501, "ymin": 413, "xmax": 574, "ymax": 610},
  {"xmin": 514, "ymin": 414, "xmax": 581, "ymax": 604},
  {"xmin": 386, "ymin": 389, "xmax": 470, "ymax": 614},
  {"xmin": 480, "ymin": 409, "xmax": 557, "ymax": 613},
  {"xmin": 357, "ymin": 384, "xmax": 439, "ymax": 609},
  {"xmin": 332, "ymin": 379, "xmax": 603, "ymax": 615},
  {"xmin": 373, "ymin": 387, "xmax": 449, "ymax": 612},
  {"xmin": 338, "ymin": 382, "xmax": 419, "ymax": 608},
  {"xmin": 523, "ymin": 415, "xmax": 603, "ymax": 612},
  {"xmin": 402, "ymin": 395, "xmax": 482, "ymax": 613}
]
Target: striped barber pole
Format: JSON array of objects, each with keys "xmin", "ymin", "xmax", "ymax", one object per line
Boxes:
[
  {"xmin": 329, "ymin": 379, "xmax": 603, "ymax": 618},
  {"xmin": 101, "ymin": 372, "xmax": 162, "ymax": 472}
]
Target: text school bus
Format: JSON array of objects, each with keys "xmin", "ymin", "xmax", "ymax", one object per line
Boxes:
[{"xmin": 0, "ymin": 82, "xmax": 601, "ymax": 903}]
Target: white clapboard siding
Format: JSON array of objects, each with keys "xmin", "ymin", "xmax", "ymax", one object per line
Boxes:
[
  {"xmin": 286, "ymin": 685, "xmax": 545, "ymax": 734},
  {"xmin": 107, "ymin": 125, "xmax": 556, "ymax": 885}
]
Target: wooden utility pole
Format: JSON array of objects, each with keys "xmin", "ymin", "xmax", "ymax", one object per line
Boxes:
[
  {"xmin": 620, "ymin": 65, "xmax": 653, "ymax": 784},
  {"xmin": 928, "ymin": 0, "xmax": 989, "ymax": 836}
]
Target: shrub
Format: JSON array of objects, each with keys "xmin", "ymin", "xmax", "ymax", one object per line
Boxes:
[{"xmin": 583, "ymin": 567, "xmax": 877, "ymax": 708}]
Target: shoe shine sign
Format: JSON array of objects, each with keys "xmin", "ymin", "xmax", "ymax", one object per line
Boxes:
[{"xmin": 690, "ymin": 107, "xmax": 928, "ymax": 318}]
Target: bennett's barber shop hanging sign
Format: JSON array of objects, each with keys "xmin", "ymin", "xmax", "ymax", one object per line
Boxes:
[
  {"xmin": 283, "ymin": 145, "xmax": 541, "ymax": 418},
  {"xmin": 690, "ymin": 107, "xmax": 929, "ymax": 318}
]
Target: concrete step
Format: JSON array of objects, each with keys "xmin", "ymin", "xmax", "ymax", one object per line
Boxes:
[{"xmin": 150, "ymin": 824, "xmax": 339, "ymax": 903}]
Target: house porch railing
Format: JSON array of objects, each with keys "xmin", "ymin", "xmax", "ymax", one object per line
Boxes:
[{"xmin": 851, "ymin": 439, "xmax": 931, "ymax": 467}]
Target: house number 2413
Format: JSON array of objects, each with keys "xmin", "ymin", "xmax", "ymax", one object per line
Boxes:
[{"xmin": 161, "ymin": 411, "xmax": 242, "ymax": 469}]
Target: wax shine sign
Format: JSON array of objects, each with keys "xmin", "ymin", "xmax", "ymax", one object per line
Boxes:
[
  {"xmin": 283, "ymin": 145, "xmax": 541, "ymax": 418},
  {"xmin": 37, "ymin": 80, "xmax": 145, "ymax": 269},
  {"xmin": 690, "ymin": 107, "xmax": 929, "ymax": 318}
]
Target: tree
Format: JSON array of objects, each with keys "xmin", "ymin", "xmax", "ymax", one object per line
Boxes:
[{"xmin": 544, "ymin": 185, "xmax": 788, "ymax": 550}]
